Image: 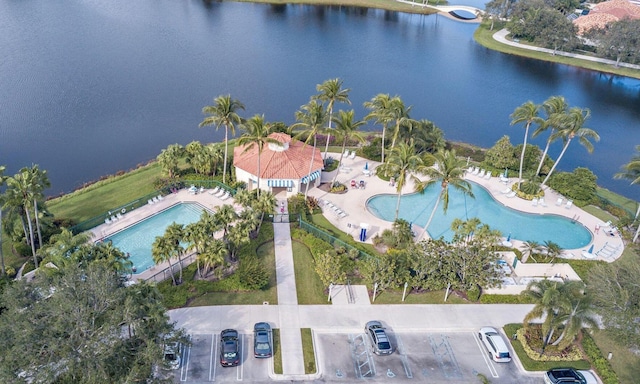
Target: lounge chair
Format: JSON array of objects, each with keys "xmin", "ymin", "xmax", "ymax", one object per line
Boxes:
[
  {"xmin": 565, "ymin": 200, "xmax": 573, "ymax": 209},
  {"xmin": 344, "ymin": 149, "xmax": 350, "ymax": 158},
  {"xmin": 215, "ymin": 189, "xmax": 226, "ymax": 197},
  {"xmin": 148, "ymin": 199, "xmax": 154, "ymax": 205},
  {"xmin": 209, "ymin": 186, "xmax": 220, "ymax": 195},
  {"xmin": 116, "ymin": 213, "xmax": 123, "ymax": 220},
  {"xmin": 199, "ymin": 186, "xmax": 205, "ymax": 193},
  {"xmin": 338, "ymin": 211, "xmax": 347, "ymax": 218},
  {"xmin": 152, "ymin": 196, "xmax": 159, "ymax": 203},
  {"xmin": 220, "ymin": 192, "xmax": 231, "ymax": 201},
  {"xmin": 110, "ymin": 215, "xmax": 118, "ymax": 222},
  {"xmin": 157, "ymin": 194, "xmax": 164, "ymax": 200},
  {"xmin": 471, "ymin": 167, "xmax": 479, "ymax": 175},
  {"xmin": 505, "ymin": 191, "xmax": 516, "ymax": 198},
  {"xmin": 349, "ymin": 151, "xmax": 356, "ymax": 159},
  {"xmin": 555, "ymin": 197, "xmax": 564, "ymax": 206},
  {"xmin": 478, "ymin": 169, "xmax": 486, "ymax": 178},
  {"xmin": 467, "ymin": 166, "xmax": 474, "ymax": 173},
  {"xmin": 531, "ymin": 198, "xmax": 538, "ymax": 207},
  {"xmin": 539, "ymin": 198, "xmax": 547, "ymax": 207},
  {"xmin": 484, "ymin": 171, "xmax": 491, "ymax": 180},
  {"xmin": 105, "ymin": 217, "xmax": 112, "ymax": 225},
  {"xmin": 501, "ymin": 187, "xmax": 512, "ymax": 194}
]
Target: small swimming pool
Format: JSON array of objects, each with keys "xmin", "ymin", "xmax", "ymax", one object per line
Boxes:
[
  {"xmin": 366, "ymin": 182, "xmax": 592, "ymax": 249},
  {"xmin": 104, "ymin": 203, "xmax": 205, "ymax": 274}
]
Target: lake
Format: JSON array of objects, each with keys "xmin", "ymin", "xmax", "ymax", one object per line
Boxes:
[{"xmin": 1, "ymin": 0, "xmax": 638, "ymax": 199}]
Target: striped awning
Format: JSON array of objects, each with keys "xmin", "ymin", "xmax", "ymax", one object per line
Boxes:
[
  {"xmin": 301, "ymin": 170, "xmax": 321, "ymax": 184},
  {"xmin": 267, "ymin": 179, "xmax": 293, "ymax": 188}
]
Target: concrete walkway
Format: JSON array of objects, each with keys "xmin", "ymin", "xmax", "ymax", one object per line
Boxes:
[{"xmin": 493, "ymin": 28, "xmax": 640, "ymax": 70}]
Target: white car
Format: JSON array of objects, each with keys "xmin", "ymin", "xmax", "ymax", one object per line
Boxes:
[{"xmin": 478, "ymin": 327, "xmax": 511, "ymax": 363}]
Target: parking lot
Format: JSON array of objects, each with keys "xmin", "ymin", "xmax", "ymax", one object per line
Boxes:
[
  {"xmin": 315, "ymin": 331, "xmax": 543, "ymax": 383},
  {"xmin": 171, "ymin": 329, "xmax": 543, "ymax": 383}
]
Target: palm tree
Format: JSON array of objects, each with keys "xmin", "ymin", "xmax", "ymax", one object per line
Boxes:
[
  {"xmin": 292, "ymin": 99, "xmax": 328, "ymax": 200},
  {"xmin": 184, "ymin": 222, "xmax": 208, "ymax": 277},
  {"xmin": 615, "ymin": 145, "xmax": 640, "ymax": 242},
  {"xmin": 543, "ymin": 240, "xmax": 563, "ymax": 263},
  {"xmin": 41, "ymin": 228, "xmax": 90, "ymax": 270},
  {"xmin": 151, "ymin": 235, "xmax": 177, "ymax": 286},
  {"xmin": 388, "ymin": 96, "xmax": 414, "ymax": 152},
  {"xmin": 411, "ymin": 119, "xmax": 446, "ymax": 154},
  {"xmin": 552, "ymin": 283, "xmax": 599, "ymax": 350},
  {"xmin": 214, "ymin": 204, "xmax": 239, "ymax": 238},
  {"xmin": 541, "ymin": 107, "xmax": 599, "ymax": 188},
  {"xmin": 364, "ymin": 93, "xmax": 394, "ymax": 163},
  {"xmin": 330, "ymin": 110, "xmax": 366, "ymax": 186},
  {"xmin": 314, "ymin": 78, "xmax": 351, "ymax": 158},
  {"xmin": 523, "ymin": 279, "xmax": 570, "ymax": 353},
  {"xmin": 198, "ymin": 238, "xmax": 227, "ymax": 276},
  {"xmin": 5, "ymin": 167, "xmax": 40, "ymax": 268},
  {"xmin": 533, "ymin": 96, "xmax": 568, "ymax": 176},
  {"xmin": 165, "ymin": 223, "xmax": 185, "ymax": 284},
  {"xmin": 199, "ymin": 95, "xmax": 245, "ymax": 184},
  {"xmin": 416, "ymin": 150, "xmax": 474, "ymax": 240},
  {"xmin": 0, "ymin": 165, "xmax": 6, "ymax": 276},
  {"xmin": 157, "ymin": 144, "xmax": 184, "ymax": 179},
  {"xmin": 385, "ymin": 142, "xmax": 426, "ymax": 221},
  {"xmin": 253, "ymin": 191, "xmax": 276, "ymax": 233},
  {"xmin": 510, "ymin": 101, "xmax": 543, "ymax": 187},
  {"xmin": 520, "ymin": 240, "xmax": 543, "ymax": 263},
  {"xmin": 238, "ymin": 115, "xmax": 280, "ymax": 197}
]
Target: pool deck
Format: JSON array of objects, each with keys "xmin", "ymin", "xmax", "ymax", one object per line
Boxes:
[
  {"xmin": 308, "ymin": 155, "xmax": 625, "ymax": 262},
  {"xmin": 89, "ymin": 188, "xmax": 241, "ymax": 281}
]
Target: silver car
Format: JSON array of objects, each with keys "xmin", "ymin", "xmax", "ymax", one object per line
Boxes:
[{"xmin": 365, "ymin": 321, "xmax": 393, "ymax": 355}]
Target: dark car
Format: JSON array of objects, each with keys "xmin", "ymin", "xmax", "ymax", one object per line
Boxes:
[
  {"xmin": 365, "ymin": 320, "xmax": 393, "ymax": 355},
  {"xmin": 220, "ymin": 329, "xmax": 240, "ymax": 367},
  {"xmin": 544, "ymin": 368, "xmax": 587, "ymax": 384},
  {"xmin": 253, "ymin": 322, "xmax": 272, "ymax": 358}
]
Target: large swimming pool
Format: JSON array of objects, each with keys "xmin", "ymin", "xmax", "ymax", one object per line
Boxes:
[
  {"xmin": 366, "ymin": 182, "xmax": 592, "ymax": 249},
  {"xmin": 104, "ymin": 203, "xmax": 205, "ymax": 274}
]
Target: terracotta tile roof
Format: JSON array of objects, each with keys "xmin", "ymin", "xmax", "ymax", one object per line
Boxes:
[
  {"xmin": 233, "ymin": 133, "xmax": 324, "ymax": 180},
  {"xmin": 574, "ymin": 0, "xmax": 640, "ymax": 33}
]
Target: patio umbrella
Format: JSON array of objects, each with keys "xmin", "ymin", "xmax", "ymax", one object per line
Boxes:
[
  {"xmin": 506, "ymin": 233, "xmax": 511, "ymax": 242},
  {"xmin": 587, "ymin": 244, "xmax": 594, "ymax": 254},
  {"xmin": 364, "ymin": 162, "xmax": 369, "ymax": 170},
  {"xmin": 504, "ymin": 168, "xmax": 508, "ymax": 178}
]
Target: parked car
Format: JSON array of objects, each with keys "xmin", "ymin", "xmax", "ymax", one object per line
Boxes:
[
  {"xmin": 220, "ymin": 329, "xmax": 240, "ymax": 367},
  {"xmin": 253, "ymin": 322, "xmax": 272, "ymax": 358},
  {"xmin": 544, "ymin": 368, "xmax": 588, "ymax": 384},
  {"xmin": 365, "ymin": 321, "xmax": 393, "ymax": 355},
  {"xmin": 478, "ymin": 327, "xmax": 511, "ymax": 363},
  {"xmin": 163, "ymin": 340, "xmax": 182, "ymax": 370}
]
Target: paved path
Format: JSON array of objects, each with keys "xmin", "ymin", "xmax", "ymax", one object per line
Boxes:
[{"xmin": 493, "ymin": 28, "xmax": 640, "ymax": 70}]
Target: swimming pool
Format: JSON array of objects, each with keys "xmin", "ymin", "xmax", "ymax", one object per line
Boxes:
[
  {"xmin": 366, "ymin": 182, "xmax": 592, "ymax": 249},
  {"xmin": 104, "ymin": 203, "xmax": 205, "ymax": 274}
]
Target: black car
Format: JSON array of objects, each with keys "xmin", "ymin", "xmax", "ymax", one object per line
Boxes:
[
  {"xmin": 220, "ymin": 329, "xmax": 240, "ymax": 367},
  {"xmin": 365, "ymin": 320, "xmax": 393, "ymax": 355},
  {"xmin": 253, "ymin": 322, "xmax": 272, "ymax": 358},
  {"xmin": 544, "ymin": 368, "xmax": 587, "ymax": 384}
]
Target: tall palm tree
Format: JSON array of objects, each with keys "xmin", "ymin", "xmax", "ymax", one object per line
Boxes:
[
  {"xmin": 510, "ymin": 101, "xmax": 543, "ymax": 187},
  {"xmin": 520, "ymin": 240, "xmax": 542, "ymax": 263},
  {"xmin": 5, "ymin": 167, "xmax": 40, "ymax": 268},
  {"xmin": 385, "ymin": 142, "xmax": 426, "ymax": 221},
  {"xmin": 157, "ymin": 144, "xmax": 184, "ymax": 179},
  {"xmin": 523, "ymin": 279, "xmax": 570, "ymax": 353},
  {"xmin": 184, "ymin": 221, "xmax": 208, "ymax": 277},
  {"xmin": 331, "ymin": 110, "xmax": 366, "ymax": 186},
  {"xmin": 198, "ymin": 238, "xmax": 227, "ymax": 276},
  {"xmin": 541, "ymin": 107, "xmax": 599, "ymax": 188},
  {"xmin": 292, "ymin": 99, "xmax": 328, "ymax": 200},
  {"xmin": 543, "ymin": 240, "xmax": 563, "ymax": 263},
  {"xmin": 416, "ymin": 150, "xmax": 474, "ymax": 240},
  {"xmin": 214, "ymin": 204, "xmax": 239, "ymax": 238},
  {"xmin": 314, "ymin": 78, "xmax": 351, "ymax": 158},
  {"xmin": 614, "ymin": 145, "xmax": 640, "ymax": 242},
  {"xmin": 364, "ymin": 93, "xmax": 394, "ymax": 163},
  {"xmin": 199, "ymin": 95, "xmax": 245, "ymax": 184},
  {"xmin": 533, "ymin": 96, "xmax": 568, "ymax": 176},
  {"xmin": 552, "ymin": 283, "xmax": 599, "ymax": 350},
  {"xmin": 0, "ymin": 165, "xmax": 6, "ymax": 276},
  {"xmin": 388, "ymin": 96, "xmax": 414, "ymax": 152},
  {"xmin": 238, "ymin": 114, "xmax": 280, "ymax": 197},
  {"xmin": 411, "ymin": 119, "xmax": 446, "ymax": 154},
  {"xmin": 151, "ymin": 235, "xmax": 177, "ymax": 286},
  {"xmin": 165, "ymin": 223, "xmax": 185, "ymax": 284},
  {"xmin": 253, "ymin": 191, "xmax": 276, "ymax": 233}
]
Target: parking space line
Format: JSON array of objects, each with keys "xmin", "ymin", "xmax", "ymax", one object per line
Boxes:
[
  {"xmin": 395, "ymin": 334, "xmax": 413, "ymax": 379},
  {"xmin": 180, "ymin": 338, "xmax": 191, "ymax": 382},
  {"xmin": 237, "ymin": 334, "xmax": 244, "ymax": 381},
  {"xmin": 209, "ymin": 334, "xmax": 216, "ymax": 381},
  {"xmin": 472, "ymin": 332, "xmax": 498, "ymax": 378}
]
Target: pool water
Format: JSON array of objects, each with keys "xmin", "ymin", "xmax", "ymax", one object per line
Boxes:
[
  {"xmin": 366, "ymin": 183, "xmax": 592, "ymax": 249},
  {"xmin": 104, "ymin": 203, "xmax": 205, "ymax": 274}
]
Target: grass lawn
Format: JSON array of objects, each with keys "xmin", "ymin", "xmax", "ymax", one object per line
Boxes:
[
  {"xmin": 591, "ymin": 330, "xmax": 640, "ymax": 384},
  {"xmin": 596, "ymin": 187, "xmax": 639, "ymax": 217},
  {"xmin": 272, "ymin": 328, "xmax": 283, "ymax": 374},
  {"xmin": 503, "ymin": 324, "xmax": 591, "ymax": 371},
  {"xmin": 47, "ymin": 163, "xmax": 162, "ymax": 223},
  {"xmin": 306, "ymin": 213, "xmax": 382, "ymax": 257},
  {"xmin": 235, "ymin": 0, "xmax": 438, "ymax": 15},
  {"xmin": 292, "ymin": 240, "xmax": 328, "ymax": 305},
  {"xmin": 301, "ymin": 328, "xmax": 316, "ymax": 374},
  {"xmin": 474, "ymin": 23, "xmax": 640, "ymax": 80}
]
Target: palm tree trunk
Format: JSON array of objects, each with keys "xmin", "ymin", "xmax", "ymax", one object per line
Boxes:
[
  {"xmin": 381, "ymin": 126, "xmax": 386, "ymax": 163},
  {"xmin": 24, "ymin": 207, "xmax": 38, "ymax": 268},
  {"xmin": 223, "ymin": 126, "xmax": 229, "ymax": 184},
  {"xmin": 0, "ymin": 209, "xmax": 5, "ymax": 276},
  {"xmin": 518, "ymin": 124, "xmax": 530, "ymax": 187},
  {"xmin": 394, "ymin": 189, "xmax": 403, "ymax": 221},
  {"xmin": 323, "ymin": 107, "xmax": 333, "ymax": 159},
  {"xmin": 542, "ymin": 139, "xmax": 572, "ymax": 187},
  {"xmin": 34, "ymin": 198, "xmax": 43, "ymax": 250},
  {"xmin": 167, "ymin": 259, "xmax": 177, "ymax": 285},
  {"xmin": 535, "ymin": 137, "xmax": 553, "ymax": 176},
  {"xmin": 177, "ymin": 253, "xmax": 183, "ymax": 283},
  {"xmin": 331, "ymin": 138, "xmax": 348, "ymax": 187},
  {"xmin": 304, "ymin": 135, "xmax": 318, "ymax": 200},
  {"xmin": 256, "ymin": 152, "xmax": 261, "ymax": 198},
  {"xmin": 419, "ymin": 188, "xmax": 444, "ymax": 241}
]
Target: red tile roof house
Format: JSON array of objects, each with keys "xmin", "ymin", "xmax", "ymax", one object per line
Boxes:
[{"xmin": 233, "ymin": 132, "xmax": 324, "ymax": 197}]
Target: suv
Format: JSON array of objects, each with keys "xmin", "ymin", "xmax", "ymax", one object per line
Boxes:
[
  {"xmin": 253, "ymin": 322, "xmax": 272, "ymax": 358},
  {"xmin": 220, "ymin": 329, "xmax": 240, "ymax": 367},
  {"xmin": 478, "ymin": 327, "xmax": 511, "ymax": 363},
  {"xmin": 163, "ymin": 341, "xmax": 182, "ymax": 370},
  {"xmin": 365, "ymin": 321, "xmax": 393, "ymax": 355},
  {"xmin": 544, "ymin": 368, "xmax": 587, "ymax": 384}
]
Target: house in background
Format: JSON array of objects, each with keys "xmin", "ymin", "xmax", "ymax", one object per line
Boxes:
[{"xmin": 233, "ymin": 132, "xmax": 323, "ymax": 197}]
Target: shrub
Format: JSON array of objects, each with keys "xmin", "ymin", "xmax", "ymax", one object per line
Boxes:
[
  {"xmin": 467, "ymin": 285, "xmax": 481, "ymax": 302},
  {"xmin": 518, "ymin": 327, "xmax": 584, "ymax": 361},
  {"xmin": 329, "ymin": 182, "xmax": 347, "ymax": 193},
  {"xmin": 238, "ymin": 257, "xmax": 269, "ymax": 290},
  {"xmin": 480, "ymin": 294, "xmax": 534, "ymax": 304},
  {"xmin": 581, "ymin": 332, "xmax": 619, "ymax": 384}
]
